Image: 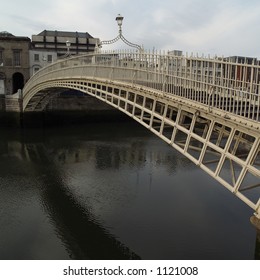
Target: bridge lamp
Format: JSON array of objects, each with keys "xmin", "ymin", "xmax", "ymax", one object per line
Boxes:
[
  {"xmin": 66, "ymin": 40, "xmax": 71, "ymax": 54},
  {"xmin": 97, "ymin": 14, "xmax": 142, "ymax": 51},
  {"xmin": 116, "ymin": 14, "xmax": 124, "ymax": 34}
]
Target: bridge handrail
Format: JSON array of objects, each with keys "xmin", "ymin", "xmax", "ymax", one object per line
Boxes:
[{"xmin": 23, "ymin": 50, "xmax": 260, "ymax": 122}]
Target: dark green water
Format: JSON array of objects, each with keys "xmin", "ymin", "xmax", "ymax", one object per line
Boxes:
[{"xmin": 0, "ymin": 120, "xmax": 257, "ymax": 259}]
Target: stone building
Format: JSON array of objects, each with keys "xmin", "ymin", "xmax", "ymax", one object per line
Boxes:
[
  {"xmin": 29, "ymin": 49, "xmax": 57, "ymax": 76},
  {"xmin": 0, "ymin": 31, "xmax": 30, "ymax": 95}
]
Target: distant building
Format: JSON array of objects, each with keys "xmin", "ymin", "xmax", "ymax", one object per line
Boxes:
[
  {"xmin": 29, "ymin": 30, "xmax": 99, "ymax": 75},
  {"xmin": 228, "ymin": 56, "xmax": 257, "ymax": 64},
  {"xmin": 31, "ymin": 30, "xmax": 98, "ymax": 57},
  {"xmin": 227, "ymin": 56, "xmax": 258, "ymax": 85},
  {"xmin": 168, "ymin": 50, "xmax": 183, "ymax": 57},
  {"xmin": 0, "ymin": 31, "xmax": 30, "ymax": 95}
]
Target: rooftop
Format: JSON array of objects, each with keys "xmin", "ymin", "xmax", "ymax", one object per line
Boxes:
[
  {"xmin": 37, "ymin": 30, "xmax": 94, "ymax": 39},
  {"xmin": 0, "ymin": 31, "xmax": 15, "ymax": 37},
  {"xmin": 0, "ymin": 31, "xmax": 30, "ymax": 41}
]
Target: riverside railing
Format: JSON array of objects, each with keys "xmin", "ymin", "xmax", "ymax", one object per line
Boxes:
[{"xmin": 23, "ymin": 50, "xmax": 260, "ymax": 121}]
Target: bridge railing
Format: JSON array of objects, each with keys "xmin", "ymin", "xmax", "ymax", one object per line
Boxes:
[{"xmin": 23, "ymin": 50, "xmax": 260, "ymax": 121}]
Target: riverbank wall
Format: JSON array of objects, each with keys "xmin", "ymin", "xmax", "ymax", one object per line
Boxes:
[{"xmin": 0, "ymin": 93, "xmax": 127, "ymax": 127}]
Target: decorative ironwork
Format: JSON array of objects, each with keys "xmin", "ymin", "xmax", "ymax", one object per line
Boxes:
[{"xmin": 97, "ymin": 14, "xmax": 143, "ymax": 51}]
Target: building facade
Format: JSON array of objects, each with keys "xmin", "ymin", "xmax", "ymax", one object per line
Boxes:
[
  {"xmin": 29, "ymin": 30, "xmax": 99, "ymax": 76},
  {"xmin": 0, "ymin": 31, "xmax": 30, "ymax": 95},
  {"xmin": 31, "ymin": 30, "xmax": 98, "ymax": 57},
  {"xmin": 29, "ymin": 49, "xmax": 57, "ymax": 76}
]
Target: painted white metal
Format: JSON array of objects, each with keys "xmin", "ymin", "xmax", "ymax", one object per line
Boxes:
[{"xmin": 22, "ymin": 50, "xmax": 260, "ymax": 218}]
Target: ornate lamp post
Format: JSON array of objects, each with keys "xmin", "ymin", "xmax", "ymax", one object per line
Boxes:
[
  {"xmin": 97, "ymin": 14, "xmax": 142, "ymax": 51},
  {"xmin": 66, "ymin": 40, "xmax": 71, "ymax": 56},
  {"xmin": 116, "ymin": 14, "xmax": 123, "ymax": 35}
]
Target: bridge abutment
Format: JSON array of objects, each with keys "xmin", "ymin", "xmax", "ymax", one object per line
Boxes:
[
  {"xmin": 4, "ymin": 91, "xmax": 23, "ymax": 112},
  {"xmin": 0, "ymin": 92, "xmax": 23, "ymax": 127},
  {"xmin": 0, "ymin": 91, "xmax": 128, "ymax": 127}
]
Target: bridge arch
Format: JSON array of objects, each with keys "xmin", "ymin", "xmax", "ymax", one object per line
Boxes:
[{"xmin": 22, "ymin": 51, "xmax": 260, "ymax": 219}]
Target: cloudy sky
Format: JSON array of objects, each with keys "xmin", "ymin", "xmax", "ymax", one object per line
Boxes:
[{"xmin": 1, "ymin": 0, "xmax": 260, "ymax": 57}]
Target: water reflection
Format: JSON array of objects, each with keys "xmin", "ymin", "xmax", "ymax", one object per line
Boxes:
[
  {"xmin": 255, "ymin": 230, "xmax": 260, "ymax": 260},
  {"xmin": 0, "ymin": 122, "xmax": 258, "ymax": 259},
  {"xmin": 37, "ymin": 151, "xmax": 140, "ymax": 260},
  {"xmin": 12, "ymin": 141, "xmax": 140, "ymax": 259}
]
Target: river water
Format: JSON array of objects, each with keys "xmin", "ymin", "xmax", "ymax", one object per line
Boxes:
[{"xmin": 0, "ymin": 120, "xmax": 258, "ymax": 260}]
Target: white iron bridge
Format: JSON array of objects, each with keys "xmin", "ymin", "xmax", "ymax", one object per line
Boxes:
[{"xmin": 22, "ymin": 50, "xmax": 260, "ymax": 221}]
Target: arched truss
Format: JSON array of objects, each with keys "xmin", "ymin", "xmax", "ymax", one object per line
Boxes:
[{"xmin": 23, "ymin": 77, "xmax": 260, "ymax": 218}]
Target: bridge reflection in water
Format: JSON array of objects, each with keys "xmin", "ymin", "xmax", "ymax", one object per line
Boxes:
[
  {"xmin": 35, "ymin": 151, "xmax": 140, "ymax": 260},
  {"xmin": 0, "ymin": 122, "xmax": 259, "ymax": 259},
  {"xmin": 22, "ymin": 133, "xmax": 142, "ymax": 260}
]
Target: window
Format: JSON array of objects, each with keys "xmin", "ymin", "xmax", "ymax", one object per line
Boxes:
[
  {"xmin": 47, "ymin": 55, "xmax": 52, "ymax": 63},
  {"xmin": 33, "ymin": 67, "xmax": 40, "ymax": 75},
  {"xmin": 34, "ymin": 54, "xmax": 40, "ymax": 62},
  {"xmin": 13, "ymin": 50, "xmax": 21, "ymax": 66}
]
